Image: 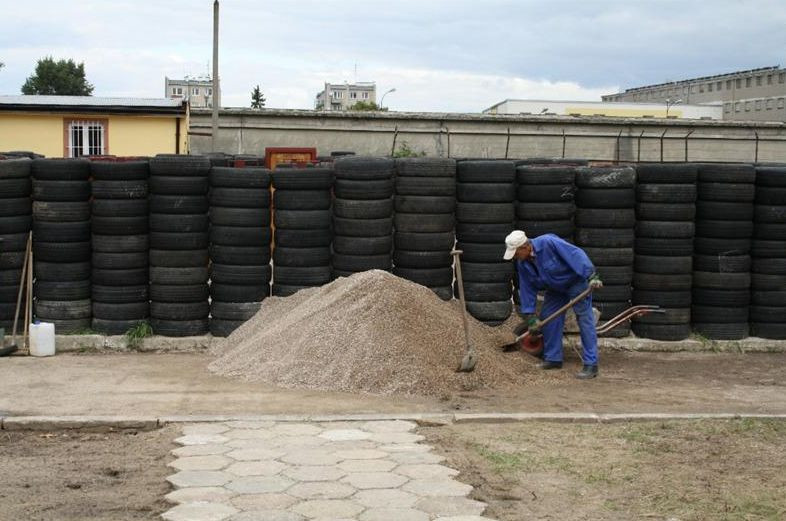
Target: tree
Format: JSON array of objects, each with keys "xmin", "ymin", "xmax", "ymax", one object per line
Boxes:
[
  {"xmin": 347, "ymin": 100, "xmax": 387, "ymax": 111},
  {"xmin": 21, "ymin": 57, "xmax": 94, "ymax": 95},
  {"xmin": 250, "ymin": 85, "xmax": 266, "ymax": 109}
]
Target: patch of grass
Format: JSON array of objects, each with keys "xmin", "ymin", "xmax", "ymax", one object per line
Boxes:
[
  {"xmin": 473, "ymin": 444, "xmax": 535, "ymax": 473},
  {"xmin": 124, "ymin": 321, "xmax": 153, "ymax": 350},
  {"xmin": 65, "ymin": 327, "xmax": 98, "ymax": 335}
]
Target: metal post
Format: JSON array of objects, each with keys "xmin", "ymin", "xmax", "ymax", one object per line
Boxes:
[
  {"xmin": 684, "ymin": 130, "xmax": 694, "ymax": 162},
  {"xmin": 562, "ymin": 130, "xmax": 566, "ymax": 158},
  {"xmin": 504, "ymin": 127, "xmax": 511, "ymax": 159},
  {"xmin": 659, "ymin": 129, "xmax": 667, "ymax": 162},
  {"xmin": 637, "ymin": 130, "xmax": 644, "ymax": 162},
  {"xmin": 211, "ymin": 0, "xmax": 220, "ymax": 152},
  {"xmin": 754, "ymin": 129, "xmax": 759, "ymax": 162},
  {"xmin": 390, "ymin": 125, "xmax": 399, "ymax": 156}
]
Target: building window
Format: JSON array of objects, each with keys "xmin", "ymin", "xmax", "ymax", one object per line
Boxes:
[
  {"xmin": 332, "ymin": 90, "xmax": 343, "ymax": 99},
  {"xmin": 192, "ymin": 87, "xmax": 199, "ymax": 95},
  {"xmin": 736, "ymin": 78, "xmax": 742, "ymax": 88},
  {"xmin": 207, "ymin": 88, "xmax": 213, "ymax": 96},
  {"xmin": 735, "ymin": 102, "xmax": 741, "ymax": 112},
  {"xmin": 174, "ymin": 87, "xmax": 183, "ymax": 95},
  {"xmin": 778, "ymin": 98, "xmax": 785, "ymax": 109},
  {"xmin": 724, "ymin": 103, "xmax": 731, "ymax": 113},
  {"xmin": 349, "ymin": 91, "xmax": 357, "ymax": 99},
  {"xmin": 767, "ymin": 75, "xmax": 773, "ymax": 85},
  {"xmin": 67, "ymin": 120, "xmax": 106, "ymax": 158},
  {"xmin": 717, "ymin": 81, "xmax": 722, "ymax": 90},
  {"xmin": 755, "ymin": 100, "xmax": 761, "ymax": 110},
  {"xmin": 745, "ymin": 101, "xmax": 751, "ymax": 111},
  {"xmin": 780, "ymin": 73, "xmax": 785, "ymax": 84},
  {"xmin": 726, "ymin": 80, "xmax": 732, "ymax": 89},
  {"xmin": 766, "ymin": 99, "xmax": 773, "ymax": 110},
  {"xmin": 707, "ymin": 83, "xmax": 712, "ymax": 92},
  {"xmin": 756, "ymin": 76, "xmax": 762, "ymax": 86},
  {"xmin": 362, "ymin": 92, "xmax": 369, "ymax": 100},
  {"xmin": 746, "ymin": 77, "xmax": 752, "ymax": 87}
]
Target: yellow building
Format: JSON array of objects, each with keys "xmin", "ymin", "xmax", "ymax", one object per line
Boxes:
[{"xmin": 0, "ymin": 95, "xmax": 188, "ymax": 158}]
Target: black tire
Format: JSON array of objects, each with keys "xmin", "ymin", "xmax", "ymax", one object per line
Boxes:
[
  {"xmin": 693, "ymin": 254, "xmax": 750, "ymax": 273},
  {"xmin": 209, "ymin": 245, "xmax": 270, "ymax": 266},
  {"xmin": 692, "ymin": 288, "xmax": 750, "ymax": 307},
  {"xmin": 575, "ymin": 188, "xmax": 635, "ymax": 209},
  {"xmin": 271, "ymin": 284, "xmax": 310, "ymax": 297},
  {"xmin": 273, "ymin": 228, "xmax": 328, "ymax": 248},
  {"xmin": 211, "ymin": 283, "xmax": 270, "ymax": 302},
  {"xmin": 574, "ymin": 208, "xmax": 634, "ymax": 228},
  {"xmin": 92, "ymin": 234, "xmax": 148, "ymax": 253},
  {"xmin": 696, "ymin": 201, "xmax": 754, "ymax": 221},
  {"xmin": 515, "ymin": 220, "xmax": 574, "ymax": 239},
  {"xmin": 34, "ymin": 241, "xmax": 90, "ymax": 262},
  {"xmin": 32, "ymin": 201, "xmax": 90, "ymax": 222},
  {"xmin": 0, "ymin": 233, "xmax": 29, "ymax": 252},
  {"xmin": 210, "ymin": 301, "xmax": 261, "ymax": 320},
  {"xmin": 395, "ymin": 176, "xmax": 456, "ymax": 197},
  {"xmin": 394, "ymin": 157, "xmax": 455, "ymax": 178},
  {"xmin": 151, "ymin": 301, "xmax": 209, "ymax": 321},
  {"xmin": 516, "ymin": 202, "xmax": 575, "ymax": 220},
  {"xmin": 633, "ymin": 273, "xmax": 692, "ymax": 291},
  {"xmin": 748, "ymin": 305, "xmax": 785, "ymax": 323},
  {"xmin": 754, "ymin": 205, "xmax": 786, "ymax": 223},
  {"xmin": 212, "ymin": 226, "xmax": 272, "ymax": 247},
  {"xmin": 92, "ymin": 199, "xmax": 148, "ymax": 217},
  {"xmin": 273, "ymin": 266, "xmax": 332, "ymax": 286},
  {"xmin": 92, "ymin": 215, "xmax": 149, "ymax": 235},
  {"xmin": 91, "ymin": 180, "xmax": 147, "ymax": 199},
  {"xmin": 149, "ymin": 154, "xmax": 210, "ymax": 177},
  {"xmin": 752, "ymin": 239, "xmax": 786, "ymax": 258},
  {"xmin": 394, "ymin": 213, "xmax": 454, "ymax": 233},
  {"xmin": 583, "ymin": 247, "xmax": 633, "ymax": 266},
  {"xmin": 0, "ymin": 178, "xmax": 31, "ymax": 198},
  {"xmin": 636, "ymin": 202, "xmax": 696, "ymax": 221},
  {"xmin": 90, "ymin": 161, "xmax": 149, "ymax": 181},
  {"xmin": 333, "ymin": 217, "xmax": 391, "ymax": 237},
  {"xmin": 149, "ymin": 249, "xmax": 208, "ymax": 268},
  {"xmin": 461, "ymin": 261, "xmax": 513, "ymax": 283},
  {"xmin": 636, "ymin": 183, "xmax": 697, "ymax": 203},
  {"xmin": 635, "ymin": 237, "xmax": 694, "ymax": 256},
  {"xmin": 633, "ymin": 307, "xmax": 691, "ymax": 325},
  {"xmin": 692, "ymin": 322, "xmax": 749, "ymax": 340},
  {"xmin": 594, "ymin": 300, "xmax": 631, "ymax": 320},
  {"xmin": 592, "ymin": 284, "xmax": 632, "ymax": 301},
  {"xmin": 92, "ymin": 251, "xmax": 148, "ymax": 270},
  {"xmin": 0, "ymin": 251, "xmax": 24, "ymax": 270},
  {"xmin": 149, "ymin": 176, "xmax": 208, "ymax": 195},
  {"xmin": 35, "ymin": 280, "xmax": 91, "ymax": 301},
  {"xmin": 92, "ymin": 285, "xmax": 149, "ymax": 304},
  {"xmin": 574, "ymin": 167, "xmax": 636, "ymax": 188},
  {"xmin": 31, "ymin": 159, "xmax": 90, "ymax": 181},
  {"xmin": 0, "ymin": 215, "xmax": 31, "ymax": 235},
  {"xmin": 273, "ymin": 190, "xmax": 328, "ymax": 210},
  {"xmin": 634, "ymin": 255, "xmax": 692, "ymax": 274},
  {"xmin": 273, "ymin": 246, "xmax": 331, "ymax": 267},
  {"xmin": 209, "ymin": 167, "xmax": 271, "ymax": 188},
  {"xmin": 698, "ymin": 182, "xmax": 755, "ymax": 202},
  {"xmin": 333, "ymin": 198, "xmax": 393, "ymax": 219},
  {"xmin": 41, "ymin": 318, "xmax": 92, "ymax": 334},
  {"xmin": 457, "ymin": 282, "xmax": 512, "ymax": 302},
  {"xmin": 394, "ymin": 195, "xmax": 455, "ymax": 214},
  {"xmin": 632, "ymin": 289, "xmax": 691, "ymax": 307},
  {"xmin": 275, "ymin": 209, "xmax": 331, "ymax": 229},
  {"xmin": 32, "ymin": 180, "xmax": 90, "ymax": 201},
  {"xmin": 93, "ymin": 302, "xmax": 149, "ymax": 320},
  {"xmin": 515, "ymin": 184, "xmax": 575, "ymax": 202},
  {"xmin": 209, "ymin": 207, "xmax": 270, "ymax": 227},
  {"xmin": 150, "ymin": 231, "xmax": 208, "ymax": 250},
  {"xmin": 456, "ymin": 161, "xmax": 515, "ymax": 183},
  {"xmin": 751, "ymin": 273, "xmax": 786, "ymax": 291},
  {"xmin": 575, "ymin": 228, "xmax": 634, "ymax": 248},
  {"xmin": 272, "ymin": 169, "xmax": 334, "ymax": 190},
  {"xmin": 516, "ymin": 166, "xmax": 575, "ymax": 185},
  {"xmin": 210, "ymin": 187, "xmax": 271, "ymax": 208},
  {"xmin": 149, "ymin": 266, "xmax": 208, "ymax": 285},
  {"xmin": 393, "ymin": 266, "xmax": 454, "ymax": 287},
  {"xmin": 751, "ymin": 290, "xmax": 786, "ymax": 306},
  {"xmin": 635, "ymin": 163, "xmax": 697, "ymax": 184},
  {"xmin": 0, "ymin": 158, "xmax": 32, "ymax": 179},
  {"xmin": 149, "ymin": 318, "xmax": 209, "ymax": 337},
  {"xmin": 92, "ymin": 268, "xmax": 148, "ymax": 286},
  {"xmin": 0, "ymin": 268, "xmax": 24, "ymax": 285},
  {"xmin": 149, "ymin": 195, "xmax": 209, "ymax": 214},
  {"xmin": 455, "ymin": 242, "xmax": 505, "ymax": 263},
  {"xmin": 750, "ymin": 322, "xmax": 786, "ymax": 339},
  {"xmin": 465, "ymin": 300, "xmax": 512, "ymax": 324},
  {"xmin": 454, "ymin": 222, "xmax": 512, "ymax": 244},
  {"xmin": 332, "ymin": 253, "xmax": 392, "ymax": 272},
  {"xmin": 92, "ymin": 318, "xmax": 148, "ymax": 336},
  {"xmin": 631, "ymin": 323, "xmax": 691, "ymax": 341},
  {"xmin": 695, "ymin": 220, "xmax": 753, "ymax": 239},
  {"xmin": 0, "ymin": 198, "xmax": 31, "ymax": 217},
  {"xmin": 333, "ymin": 235, "xmax": 392, "ymax": 255},
  {"xmin": 35, "ymin": 299, "xmax": 91, "ymax": 319},
  {"xmin": 209, "ymin": 318, "xmax": 246, "ymax": 337},
  {"xmin": 693, "ymin": 237, "xmax": 750, "ymax": 255},
  {"xmin": 151, "ymin": 284, "xmax": 209, "ymax": 303},
  {"xmin": 597, "ymin": 265, "xmax": 634, "ymax": 285},
  {"xmin": 457, "ymin": 182, "xmax": 515, "ymax": 203},
  {"xmin": 692, "ymin": 271, "xmax": 750, "ymax": 290},
  {"xmin": 334, "ymin": 157, "xmax": 395, "ymax": 180},
  {"xmin": 697, "ymin": 163, "xmax": 756, "ymax": 183},
  {"xmin": 752, "ymin": 257, "xmax": 786, "ymax": 275},
  {"xmin": 636, "ymin": 220, "xmax": 695, "ymax": 238},
  {"xmin": 393, "ymin": 250, "xmax": 451, "ymax": 269},
  {"xmin": 755, "ymin": 222, "xmax": 786, "ymax": 240},
  {"xmin": 754, "ymin": 167, "xmax": 786, "ymax": 187},
  {"xmin": 456, "ymin": 202, "xmax": 514, "ymax": 224},
  {"xmin": 395, "ymin": 231, "xmax": 455, "ymax": 252},
  {"xmin": 34, "ymin": 220, "xmax": 91, "ymax": 244}
]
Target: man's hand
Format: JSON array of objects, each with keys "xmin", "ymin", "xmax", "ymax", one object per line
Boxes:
[
  {"xmin": 525, "ymin": 314, "xmax": 541, "ymax": 336},
  {"xmin": 589, "ymin": 273, "xmax": 603, "ymax": 290}
]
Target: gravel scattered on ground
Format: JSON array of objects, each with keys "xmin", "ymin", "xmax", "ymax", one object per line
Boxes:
[{"xmin": 209, "ymin": 270, "xmax": 563, "ymax": 395}]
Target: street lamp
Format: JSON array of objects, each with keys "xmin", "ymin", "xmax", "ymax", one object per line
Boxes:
[
  {"xmin": 379, "ymin": 88, "xmax": 396, "ymax": 110},
  {"xmin": 665, "ymin": 97, "xmax": 682, "ymax": 118}
]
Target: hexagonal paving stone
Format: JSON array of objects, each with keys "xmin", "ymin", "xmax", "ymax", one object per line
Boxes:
[
  {"xmin": 271, "ymin": 423, "xmax": 323, "ymax": 436},
  {"xmin": 368, "ymin": 432, "xmax": 424, "ymax": 444},
  {"xmin": 230, "ymin": 493, "xmax": 298, "ymax": 511},
  {"xmin": 333, "ymin": 449, "xmax": 388, "ymax": 460},
  {"xmin": 226, "ymin": 438, "xmax": 281, "ymax": 449},
  {"xmin": 341, "ymin": 472, "xmax": 408, "ymax": 490},
  {"xmin": 175, "ymin": 434, "xmax": 230, "ymax": 446},
  {"xmin": 225, "ymin": 475, "xmax": 295, "ymax": 494},
  {"xmin": 388, "ymin": 451, "xmax": 445, "ymax": 465},
  {"xmin": 283, "ymin": 465, "xmax": 346, "ymax": 482},
  {"xmin": 395, "ymin": 464, "xmax": 459, "ymax": 480},
  {"xmin": 288, "ymin": 481, "xmax": 356, "ymax": 500},
  {"xmin": 226, "ymin": 447, "xmax": 286, "ymax": 461},
  {"xmin": 435, "ymin": 517, "xmax": 498, "ymax": 521},
  {"xmin": 353, "ymin": 489, "xmax": 419, "ymax": 509},
  {"xmin": 271, "ymin": 436, "xmax": 327, "ymax": 448},
  {"xmin": 169, "ymin": 455, "xmax": 232, "ymax": 471},
  {"xmin": 182, "ymin": 423, "xmax": 230, "ymax": 436},
  {"xmin": 415, "ymin": 496, "xmax": 487, "ymax": 517},
  {"xmin": 402, "ymin": 479, "xmax": 472, "ymax": 497},
  {"xmin": 228, "ymin": 511, "xmax": 304, "ymax": 521},
  {"xmin": 172, "ymin": 444, "xmax": 233, "ymax": 457},
  {"xmin": 226, "ymin": 460, "xmax": 288, "ymax": 477},
  {"xmin": 321, "ymin": 440, "xmax": 378, "ymax": 451},
  {"xmin": 224, "ymin": 429, "xmax": 278, "ymax": 440},
  {"xmin": 379, "ymin": 443, "xmax": 431, "ymax": 453},
  {"xmin": 360, "ymin": 420, "xmax": 417, "ymax": 433},
  {"xmin": 280, "ymin": 449, "xmax": 342, "ymax": 466},
  {"xmin": 167, "ymin": 470, "xmax": 233, "ymax": 488},
  {"xmin": 224, "ymin": 420, "xmax": 276, "ymax": 429},
  {"xmin": 337, "ymin": 458, "xmax": 397, "ymax": 473},
  {"xmin": 165, "ymin": 486, "xmax": 235, "ymax": 505},
  {"xmin": 359, "ymin": 508, "xmax": 429, "ymax": 521},
  {"xmin": 318, "ymin": 429, "xmax": 371, "ymax": 441},
  {"xmin": 161, "ymin": 502, "xmax": 237, "ymax": 521},
  {"xmin": 291, "ymin": 499, "xmax": 364, "ymax": 519}
]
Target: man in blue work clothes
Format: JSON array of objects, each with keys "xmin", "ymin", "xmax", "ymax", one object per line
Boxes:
[{"xmin": 503, "ymin": 230, "xmax": 603, "ymax": 379}]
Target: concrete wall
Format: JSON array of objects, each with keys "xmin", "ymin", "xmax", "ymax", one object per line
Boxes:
[{"xmin": 189, "ymin": 108, "xmax": 786, "ymax": 163}]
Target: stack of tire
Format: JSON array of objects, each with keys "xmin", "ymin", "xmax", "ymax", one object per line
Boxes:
[
  {"xmin": 90, "ymin": 160, "xmax": 150, "ymax": 335},
  {"xmin": 454, "ymin": 160, "xmax": 516, "ymax": 325},
  {"xmin": 272, "ymin": 168, "xmax": 334, "ymax": 296},
  {"xmin": 392, "ymin": 158, "xmax": 456, "ymax": 300},
  {"xmin": 0, "ymin": 158, "xmax": 32, "ymax": 332},
  {"xmin": 30, "ymin": 159, "xmax": 92, "ymax": 332},
  {"xmin": 691, "ymin": 164, "xmax": 756, "ymax": 340},
  {"xmin": 332, "ymin": 157, "xmax": 395, "ymax": 279},
  {"xmin": 148, "ymin": 155, "xmax": 211, "ymax": 337},
  {"xmin": 631, "ymin": 163, "xmax": 697, "ymax": 341},
  {"xmin": 750, "ymin": 165, "xmax": 786, "ymax": 339},
  {"xmin": 574, "ymin": 166, "xmax": 637, "ymax": 337},
  {"xmin": 208, "ymin": 166, "xmax": 272, "ymax": 337},
  {"xmin": 515, "ymin": 165, "xmax": 575, "ymax": 240}
]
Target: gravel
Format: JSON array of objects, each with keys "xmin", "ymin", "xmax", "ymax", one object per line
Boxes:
[{"xmin": 208, "ymin": 270, "xmax": 559, "ymax": 395}]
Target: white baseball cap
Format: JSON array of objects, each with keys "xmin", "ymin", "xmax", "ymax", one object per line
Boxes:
[{"xmin": 503, "ymin": 230, "xmax": 528, "ymax": 260}]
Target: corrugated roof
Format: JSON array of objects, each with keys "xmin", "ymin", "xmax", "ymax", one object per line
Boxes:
[{"xmin": 0, "ymin": 95, "xmax": 182, "ymax": 108}]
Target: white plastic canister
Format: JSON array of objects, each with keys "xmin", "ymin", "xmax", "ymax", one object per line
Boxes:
[{"xmin": 29, "ymin": 321, "xmax": 56, "ymax": 357}]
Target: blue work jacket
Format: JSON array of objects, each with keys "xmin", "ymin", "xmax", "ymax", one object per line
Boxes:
[{"xmin": 515, "ymin": 234, "xmax": 595, "ymax": 313}]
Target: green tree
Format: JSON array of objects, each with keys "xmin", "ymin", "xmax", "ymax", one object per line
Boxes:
[
  {"xmin": 21, "ymin": 57, "xmax": 94, "ymax": 95},
  {"xmin": 250, "ymin": 84, "xmax": 266, "ymax": 108},
  {"xmin": 348, "ymin": 100, "xmax": 387, "ymax": 111}
]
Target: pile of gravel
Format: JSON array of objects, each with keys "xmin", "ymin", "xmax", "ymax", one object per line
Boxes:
[{"xmin": 209, "ymin": 270, "xmax": 547, "ymax": 396}]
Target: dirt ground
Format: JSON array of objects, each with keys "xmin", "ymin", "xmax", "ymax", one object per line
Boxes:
[
  {"xmin": 0, "ymin": 426, "xmax": 177, "ymax": 521},
  {"xmin": 421, "ymin": 419, "xmax": 786, "ymax": 521}
]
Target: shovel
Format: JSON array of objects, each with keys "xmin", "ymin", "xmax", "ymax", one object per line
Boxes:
[{"xmin": 452, "ymin": 249, "xmax": 477, "ymax": 372}]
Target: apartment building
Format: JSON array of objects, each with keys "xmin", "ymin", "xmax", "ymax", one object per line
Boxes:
[
  {"xmin": 165, "ymin": 76, "xmax": 214, "ymax": 109},
  {"xmin": 315, "ymin": 82, "xmax": 376, "ymax": 111},
  {"xmin": 602, "ymin": 66, "xmax": 786, "ymax": 121}
]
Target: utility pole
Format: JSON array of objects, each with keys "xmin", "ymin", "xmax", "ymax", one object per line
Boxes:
[{"xmin": 211, "ymin": 0, "xmax": 220, "ymax": 152}]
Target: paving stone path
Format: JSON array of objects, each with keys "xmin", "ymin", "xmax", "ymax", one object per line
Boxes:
[{"xmin": 162, "ymin": 420, "xmax": 496, "ymax": 521}]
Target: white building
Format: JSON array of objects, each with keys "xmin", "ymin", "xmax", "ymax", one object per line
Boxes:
[
  {"xmin": 483, "ymin": 99, "xmax": 722, "ymax": 120},
  {"xmin": 315, "ymin": 82, "xmax": 377, "ymax": 111},
  {"xmin": 165, "ymin": 76, "xmax": 214, "ymax": 108}
]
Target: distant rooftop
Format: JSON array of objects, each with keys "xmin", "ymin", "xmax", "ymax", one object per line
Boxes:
[
  {"xmin": 614, "ymin": 65, "xmax": 781, "ymax": 94},
  {"xmin": 0, "ymin": 95, "xmax": 183, "ymax": 108}
]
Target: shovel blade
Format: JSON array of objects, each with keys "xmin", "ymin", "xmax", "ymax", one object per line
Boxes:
[{"xmin": 457, "ymin": 351, "xmax": 477, "ymax": 372}]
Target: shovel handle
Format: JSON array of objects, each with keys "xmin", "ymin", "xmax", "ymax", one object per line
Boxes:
[
  {"xmin": 451, "ymin": 250, "xmax": 473, "ymax": 353},
  {"xmin": 513, "ymin": 285, "xmax": 593, "ymax": 344}
]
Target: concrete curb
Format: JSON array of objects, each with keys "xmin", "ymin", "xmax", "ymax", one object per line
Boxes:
[{"xmin": 3, "ymin": 413, "xmax": 786, "ymax": 430}]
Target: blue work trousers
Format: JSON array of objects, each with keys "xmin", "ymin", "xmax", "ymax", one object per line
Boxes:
[{"xmin": 540, "ymin": 280, "xmax": 598, "ymax": 366}]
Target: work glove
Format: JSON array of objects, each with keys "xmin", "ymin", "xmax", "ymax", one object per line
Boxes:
[
  {"xmin": 525, "ymin": 314, "xmax": 541, "ymax": 336},
  {"xmin": 589, "ymin": 273, "xmax": 603, "ymax": 290},
  {"xmin": 515, "ymin": 313, "xmax": 540, "ymax": 336}
]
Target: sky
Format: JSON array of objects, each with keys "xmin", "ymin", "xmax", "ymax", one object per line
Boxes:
[{"xmin": 1, "ymin": 0, "xmax": 785, "ymax": 112}]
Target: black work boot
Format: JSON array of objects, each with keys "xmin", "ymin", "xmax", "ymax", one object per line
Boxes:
[
  {"xmin": 538, "ymin": 361, "xmax": 563, "ymax": 370},
  {"xmin": 576, "ymin": 365, "xmax": 598, "ymax": 379}
]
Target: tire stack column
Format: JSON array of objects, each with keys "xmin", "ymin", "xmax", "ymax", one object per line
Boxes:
[
  {"xmin": 691, "ymin": 164, "xmax": 756, "ymax": 340},
  {"xmin": 750, "ymin": 165, "xmax": 786, "ymax": 339},
  {"xmin": 392, "ymin": 158, "xmax": 456, "ymax": 300},
  {"xmin": 332, "ymin": 157, "xmax": 395, "ymax": 278},
  {"xmin": 515, "ymin": 166, "xmax": 576, "ymax": 241},
  {"xmin": 271, "ymin": 168, "xmax": 334, "ymax": 296},
  {"xmin": 208, "ymin": 167, "xmax": 272, "ymax": 337},
  {"xmin": 0, "ymin": 158, "xmax": 32, "ymax": 332},
  {"xmin": 630, "ymin": 163, "xmax": 697, "ymax": 341},
  {"xmin": 90, "ymin": 160, "xmax": 150, "ymax": 334},
  {"xmin": 31, "ymin": 159, "xmax": 92, "ymax": 333},
  {"xmin": 148, "ymin": 155, "xmax": 211, "ymax": 337},
  {"xmin": 454, "ymin": 160, "xmax": 516, "ymax": 325},
  {"xmin": 574, "ymin": 166, "xmax": 637, "ymax": 337}
]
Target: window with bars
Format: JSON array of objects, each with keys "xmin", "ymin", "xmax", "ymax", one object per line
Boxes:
[{"xmin": 67, "ymin": 120, "xmax": 105, "ymax": 158}]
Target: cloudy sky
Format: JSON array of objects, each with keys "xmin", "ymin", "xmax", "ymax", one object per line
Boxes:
[{"xmin": 1, "ymin": 0, "xmax": 785, "ymax": 112}]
